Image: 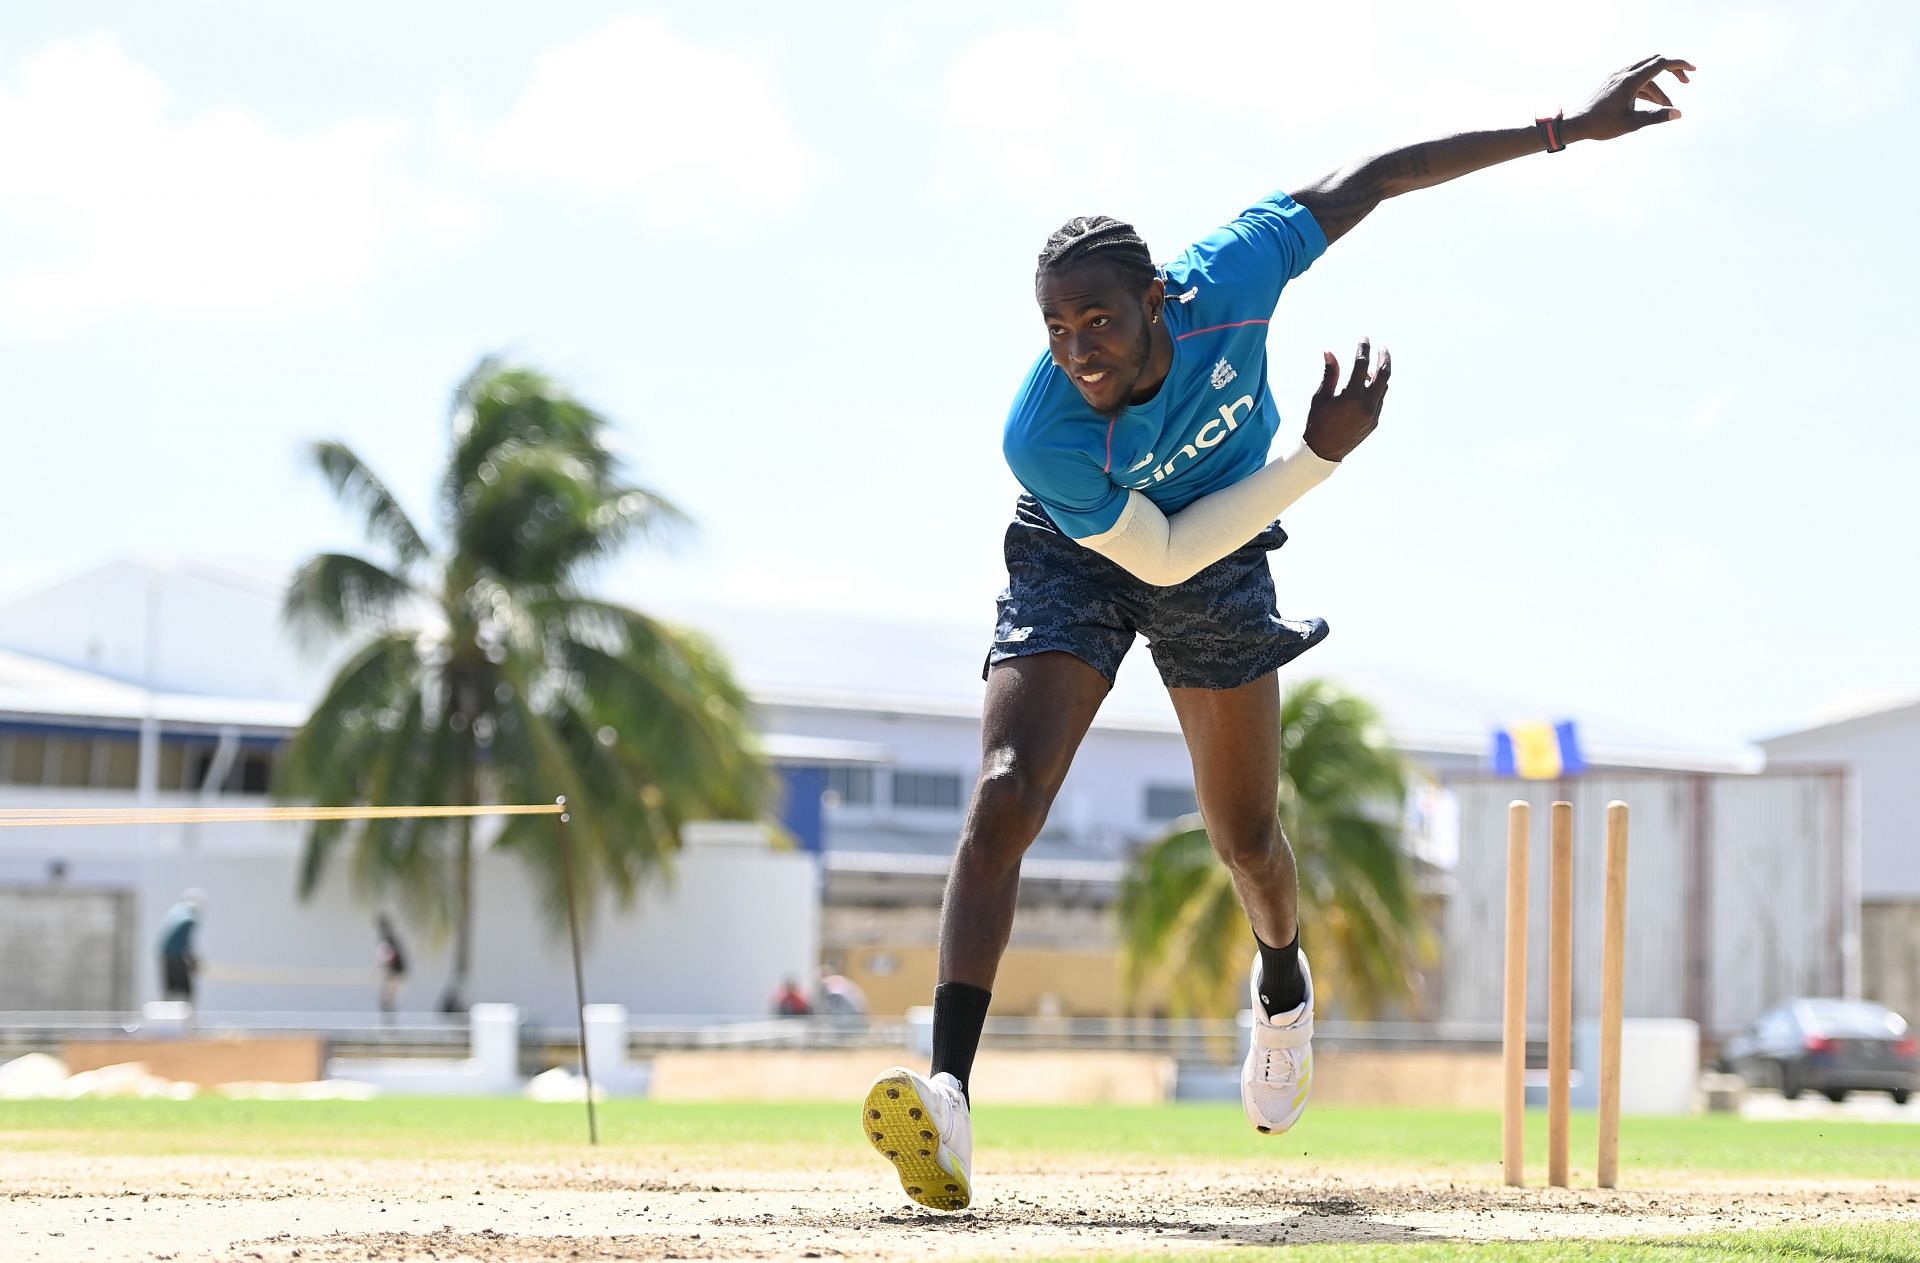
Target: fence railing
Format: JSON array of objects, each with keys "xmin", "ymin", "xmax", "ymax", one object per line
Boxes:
[{"xmin": 0, "ymin": 1009, "xmax": 1512, "ymax": 1066}]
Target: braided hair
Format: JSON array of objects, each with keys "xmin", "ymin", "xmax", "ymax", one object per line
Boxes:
[{"xmin": 1035, "ymin": 215, "xmax": 1157, "ymax": 292}]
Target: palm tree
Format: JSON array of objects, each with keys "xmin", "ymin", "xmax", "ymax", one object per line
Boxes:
[
  {"xmin": 278, "ymin": 357, "xmax": 767, "ymax": 1011},
  {"xmin": 1117, "ymin": 678, "xmax": 1426, "ymax": 1019}
]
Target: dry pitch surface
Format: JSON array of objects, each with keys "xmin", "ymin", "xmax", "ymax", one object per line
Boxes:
[{"xmin": 7, "ymin": 1147, "xmax": 1919, "ymax": 1262}]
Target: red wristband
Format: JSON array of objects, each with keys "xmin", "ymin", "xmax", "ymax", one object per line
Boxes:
[{"xmin": 1535, "ymin": 111, "xmax": 1567, "ymax": 153}]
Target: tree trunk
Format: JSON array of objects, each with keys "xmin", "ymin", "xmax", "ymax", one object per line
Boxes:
[
  {"xmin": 440, "ymin": 814, "xmax": 473, "ymax": 1013},
  {"xmin": 439, "ymin": 670, "xmax": 481, "ymax": 1015}
]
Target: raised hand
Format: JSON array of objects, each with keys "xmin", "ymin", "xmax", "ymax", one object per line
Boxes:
[
  {"xmin": 1569, "ymin": 56, "xmax": 1695, "ymax": 143},
  {"xmin": 1302, "ymin": 339, "xmax": 1390, "ymax": 463}
]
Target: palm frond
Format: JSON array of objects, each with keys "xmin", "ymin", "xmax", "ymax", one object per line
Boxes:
[
  {"xmin": 275, "ymin": 631, "xmax": 427, "ymax": 897},
  {"xmin": 282, "ymin": 552, "xmax": 419, "ymax": 650},
  {"xmin": 445, "ymin": 364, "xmax": 618, "ymax": 524},
  {"xmin": 456, "ymin": 448, "xmax": 686, "ymax": 585},
  {"xmin": 1117, "ymin": 677, "xmax": 1422, "ymax": 1020},
  {"xmin": 309, "ymin": 441, "xmax": 431, "ymax": 569},
  {"xmin": 286, "ymin": 356, "xmax": 766, "ymax": 980}
]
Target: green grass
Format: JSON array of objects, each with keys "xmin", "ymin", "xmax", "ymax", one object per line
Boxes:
[
  {"xmin": 2, "ymin": 1098, "xmax": 1916, "ymax": 1181},
  {"xmin": 1032, "ymin": 1223, "xmax": 1920, "ymax": 1262}
]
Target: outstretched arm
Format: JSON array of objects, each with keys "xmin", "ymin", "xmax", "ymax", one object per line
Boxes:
[
  {"xmin": 1082, "ymin": 342, "xmax": 1389, "ymax": 587},
  {"xmin": 1292, "ymin": 55, "xmax": 1695, "ymax": 245}
]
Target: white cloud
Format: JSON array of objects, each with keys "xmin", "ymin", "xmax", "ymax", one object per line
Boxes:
[
  {"xmin": 481, "ymin": 14, "xmax": 820, "ymax": 228},
  {"xmin": 0, "ymin": 35, "xmax": 482, "ymax": 335}
]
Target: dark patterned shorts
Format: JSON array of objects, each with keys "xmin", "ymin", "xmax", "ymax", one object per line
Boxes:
[{"xmin": 983, "ymin": 495, "xmax": 1328, "ymax": 690}]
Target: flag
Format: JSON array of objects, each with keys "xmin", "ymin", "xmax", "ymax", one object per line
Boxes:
[{"xmin": 1491, "ymin": 720, "xmax": 1587, "ymax": 780}]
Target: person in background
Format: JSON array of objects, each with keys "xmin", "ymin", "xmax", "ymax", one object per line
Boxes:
[
  {"xmin": 376, "ymin": 914, "xmax": 408, "ymax": 1021},
  {"xmin": 771, "ymin": 976, "xmax": 813, "ymax": 1018},
  {"xmin": 818, "ymin": 966, "xmax": 869, "ymax": 1024},
  {"xmin": 158, "ymin": 890, "xmax": 203, "ymax": 1005}
]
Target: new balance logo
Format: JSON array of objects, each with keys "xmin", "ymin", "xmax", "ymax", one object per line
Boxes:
[{"xmin": 1211, "ymin": 358, "xmax": 1237, "ymax": 390}]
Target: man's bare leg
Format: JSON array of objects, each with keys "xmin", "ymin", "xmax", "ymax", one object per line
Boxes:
[
  {"xmin": 862, "ymin": 652, "xmax": 1110, "ymax": 1212},
  {"xmin": 1170, "ymin": 669, "xmax": 1315, "ymax": 1133},
  {"xmin": 1166, "ymin": 671, "xmax": 1301, "ymax": 1000},
  {"xmin": 939, "ymin": 651, "xmax": 1111, "ymax": 990}
]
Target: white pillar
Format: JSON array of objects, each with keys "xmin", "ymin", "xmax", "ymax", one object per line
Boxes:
[
  {"xmin": 584, "ymin": 1004, "xmax": 630, "ymax": 1080},
  {"xmin": 906, "ymin": 1005, "xmax": 933, "ymax": 1057},
  {"xmin": 137, "ymin": 578, "xmax": 162, "ymax": 860},
  {"xmin": 142, "ymin": 1000, "xmax": 193, "ymax": 1032},
  {"xmin": 469, "ymin": 1003, "xmax": 520, "ymax": 1091}
]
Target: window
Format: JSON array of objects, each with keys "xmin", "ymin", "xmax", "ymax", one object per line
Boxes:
[
  {"xmin": 237, "ymin": 751, "xmax": 273, "ymax": 796},
  {"xmin": 99, "ymin": 739, "xmax": 139, "ymax": 790},
  {"xmin": 187, "ymin": 746, "xmax": 220, "ymax": 792},
  {"xmin": 1144, "ymin": 783, "xmax": 1199, "ymax": 822},
  {"xmin": 1, "ymin": 731, "xmax": 145, "ymax": 789},
  {"xmin": 892, "ymin": 770, "xmax": 963, "ymax": 811},
  {"xmin": 158, "ymin": 743, "xmax": 186, "ymax": 791},
  {"xmin": 51, "ymin": 737, "xmax": 92, "ymax": 788},
  {"xmin": 4, "ymin": 735, "xmax": 47, "ymax": 786},
  {"xmin": 825, "ymin": 765, "xmax": 874, "ymax": 808},
  {"xmin": 184, "ymin": 744, "xmax": 278, "ymax": 795}
]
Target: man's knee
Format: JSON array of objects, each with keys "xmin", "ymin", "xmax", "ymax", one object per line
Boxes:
[
  {"xmin": 959, "ymin": 753, "xmax": 1064, "ymax": 861},
  {"xmin": 1209, "ymin": 814, "xmax": 1287, "ymax": 875}
]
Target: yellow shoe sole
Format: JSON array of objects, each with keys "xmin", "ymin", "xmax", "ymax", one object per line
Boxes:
[{"xmin": 862, "ymin": 1069, "xmax": 970, "ymax": 1211}]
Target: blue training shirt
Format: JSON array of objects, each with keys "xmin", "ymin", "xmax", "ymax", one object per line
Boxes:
[{"xmin": 1003, "ymin": 191, "xmax": 1327, "ymax": 539}]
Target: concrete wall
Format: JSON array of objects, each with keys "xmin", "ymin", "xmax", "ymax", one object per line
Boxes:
[
  {"xmin": 1763, "ymin": 705, "xmax": 1920, "ymax": 900},
  {"xmin": 0, "ymin": 796, "xmax": 818, "ymax": 1019}
]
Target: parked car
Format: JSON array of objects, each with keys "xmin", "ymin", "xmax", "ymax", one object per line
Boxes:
[{"xmin": 1720, "ymin": 998, "xmax": 1916, "ymax": 1103}]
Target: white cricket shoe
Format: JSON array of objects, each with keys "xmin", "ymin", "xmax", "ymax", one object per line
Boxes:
[
  {"xmin": 862, "ymin": 1066, "xmax": 973, "ymax": 1211},
  {"xmin": 1241, "ymin": 948, "xmax": 1315, "ymax": 1135}
]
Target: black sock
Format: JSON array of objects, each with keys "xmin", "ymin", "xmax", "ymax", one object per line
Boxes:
[
  {"xmin": 1256, "ymin": 928, "xmax": 1306, "ymax": 1017},
  {"xmin": 930, "ymin": 981, "xmax": 991, "ymax": 1099}
]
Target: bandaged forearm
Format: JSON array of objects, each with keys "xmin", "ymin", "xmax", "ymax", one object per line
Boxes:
[{"xmin": 1079, "ymin": 441, "xmax": 1338, "ymax": 586}]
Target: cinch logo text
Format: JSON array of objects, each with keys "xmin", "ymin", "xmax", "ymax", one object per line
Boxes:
[{"xmin": 1125, "ymin": 394, "xmax": 1253, "ymax": 487}]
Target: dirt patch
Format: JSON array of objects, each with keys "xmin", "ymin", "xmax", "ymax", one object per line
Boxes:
[{"xmin": 5, "ymin": 1151, "xmax": 1916, "ymax": 1261}]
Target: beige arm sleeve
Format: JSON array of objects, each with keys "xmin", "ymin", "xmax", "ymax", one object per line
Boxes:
[{"xmin": 1078, "ymin": 440, "xmax": 1338, "ymax": 586}]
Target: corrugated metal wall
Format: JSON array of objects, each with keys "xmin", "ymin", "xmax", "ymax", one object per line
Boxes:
[{"xmin": 1442, "ymin": 771, "xmax": 1850, "ymax": 1038}]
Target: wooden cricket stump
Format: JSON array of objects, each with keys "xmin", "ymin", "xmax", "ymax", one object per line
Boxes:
[{"xmin": 1502, "ymin": 798, "xmax": 1630, "ymax": 1190}]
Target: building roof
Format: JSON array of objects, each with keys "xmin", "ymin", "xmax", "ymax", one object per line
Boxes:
[
  {"xmin": 0, "ymin": 646, "xmax": 305, "ymax": 734},
  {"xmin": 0, "ymin": 559, "xmax": 1758, "ymax": 773},
  {"xmin": 1758, "ymin": 692, "xmax": 1920, "ymax": 748},
  {"xmin": 641, "ymin": 596, "xmax": 1758, "ymax": 774}
]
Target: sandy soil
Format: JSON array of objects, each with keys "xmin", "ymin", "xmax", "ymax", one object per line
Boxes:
[{"xmin": 5, "ymin": 1148, "xmax": 1917, "ymax": 1262}]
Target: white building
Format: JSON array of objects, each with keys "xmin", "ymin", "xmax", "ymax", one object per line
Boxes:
[
  {"xmin": 1, "ymin": 559, "xmax": 1764, "ymax": 1021},
  {"xmin": 0, "ymin": 562, "xmax": 818, "ymax": 1021},
  {"xmin": 1761, "ymin": 697, "xmax": 1920, "ymax": 1021}
]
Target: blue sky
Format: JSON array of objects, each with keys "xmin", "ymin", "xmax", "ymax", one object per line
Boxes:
[{"xmin": 2, "ymin": 2, "xmax": 1913, "ymax": 751}]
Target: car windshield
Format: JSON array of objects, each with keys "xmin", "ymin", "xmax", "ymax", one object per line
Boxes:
[{"xmin": 1799, "ymin": 999, "xmax": 1905, "ymax": 1037}]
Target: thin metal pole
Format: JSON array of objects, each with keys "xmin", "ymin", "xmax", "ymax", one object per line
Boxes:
[{"xmin": 555, "ymin": 796, "xmax": 598, "ymax": 1145}]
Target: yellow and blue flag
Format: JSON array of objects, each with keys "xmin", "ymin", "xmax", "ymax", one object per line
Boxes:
[{"xmin": 1491, "ymin": 720, "xmax": 1586, "ymax": 780}]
